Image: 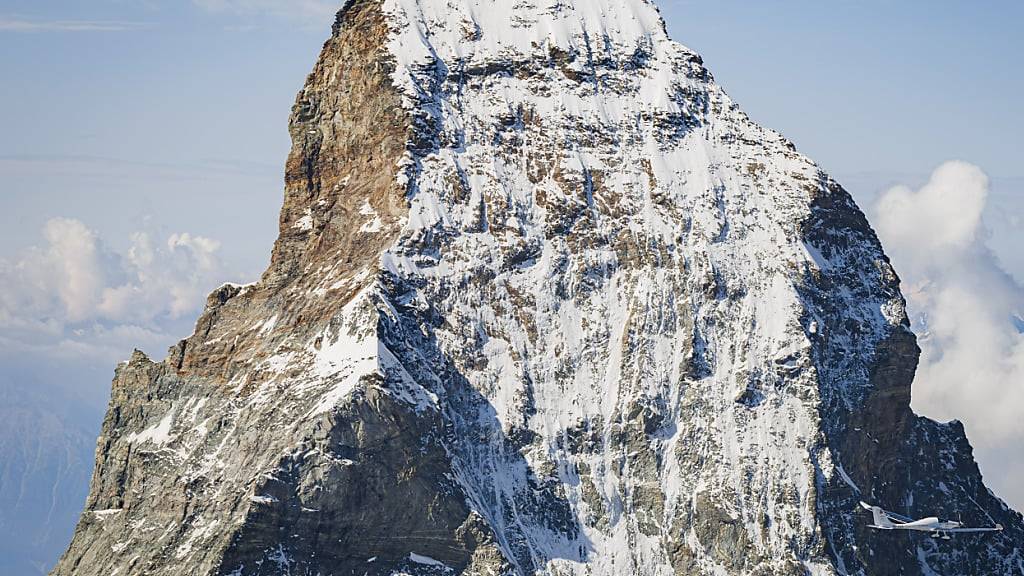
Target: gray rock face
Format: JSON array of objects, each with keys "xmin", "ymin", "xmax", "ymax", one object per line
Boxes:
[{"xmin": 53, "ymin": 1, "xmax": 1023, "ymax": 575}]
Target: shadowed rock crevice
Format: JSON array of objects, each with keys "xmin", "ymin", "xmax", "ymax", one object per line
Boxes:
[{"xmin": 215, "ymin": 387, "xmax": 495, "ymax": 576}]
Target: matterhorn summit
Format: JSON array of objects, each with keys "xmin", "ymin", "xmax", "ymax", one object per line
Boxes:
[{"xmin": 53, "ymin": 1, "xmax": 1023, "ymax": 575}]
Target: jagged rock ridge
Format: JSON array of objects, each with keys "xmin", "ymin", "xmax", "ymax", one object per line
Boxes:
[{"xmin": 54, "ymin": 1, "xmax": 1023, "ymax": 575}]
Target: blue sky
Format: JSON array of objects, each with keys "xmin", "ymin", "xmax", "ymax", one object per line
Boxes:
[
  {"xmin": 0, "ymin": 1, "xmax": 1022, "ymax": 570},
  {"xmin": 666, "ymin": 0, "xmax": 1024, "ymax": 177}
]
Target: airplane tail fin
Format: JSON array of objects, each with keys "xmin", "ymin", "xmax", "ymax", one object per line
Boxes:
[{"xmin": 860, "ymin": 501, "xmax": 893, "ymax": 528}]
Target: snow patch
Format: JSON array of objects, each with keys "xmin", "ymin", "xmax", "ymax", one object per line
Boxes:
[
  {"xmin": 408, "ymin": 552, "xmax": 450, "ymax": 569},
  {"xmin": 128, "ymin": 408, "xmax": 175, "ymax": 446},
  {"xmin": 93, "ymin": 508, "xmax": 123, "ymax": 519},
  {"xmin": 293, "ymin": 210, "xmax": 314, "ymax": 231},
  {"xmin": 306, "ymin": 288, "xmax": 381, "ymax": 416}
]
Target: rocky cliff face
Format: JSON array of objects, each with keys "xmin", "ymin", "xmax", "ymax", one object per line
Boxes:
[{"xmin": 53, "ymin": 1, "xmax": 1023, "ymax": 575}]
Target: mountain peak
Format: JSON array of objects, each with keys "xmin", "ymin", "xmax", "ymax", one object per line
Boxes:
[
  {"xmin": 384, "ymin": 0, "xmax": 675, "ymax": 58},
  {"xmin": 53, "ymin": 1, "xmax": 1023, "ymax": 575}
]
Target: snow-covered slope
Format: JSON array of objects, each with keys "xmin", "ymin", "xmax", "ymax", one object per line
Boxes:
[{"xmin": 53, "ymin": 1, "xmax": 1023, "ymax": 575}]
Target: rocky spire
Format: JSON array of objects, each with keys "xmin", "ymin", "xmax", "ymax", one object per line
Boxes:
[{"xmin": 53, "ymin": 1, "xmax": 1022, "ymax": 575}]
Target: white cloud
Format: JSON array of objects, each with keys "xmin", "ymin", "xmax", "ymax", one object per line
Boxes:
[
  {"xmin": 873, "ymin": 161, "xmax": 1024, "ymax": 508},
  {"xmin": 874, "ymin": 161, "xmax": 988, "ymax": 261},
  {"xmin": 43, "ymin": 218, "xmax": 105, "ymax": 322},
  {"xmin": 0, "ymin": 217, "xmax": 231, "ymax": 398},
  {"xmin": 0, "ymin": 218, "xmax": 223, "ymax": 330}
]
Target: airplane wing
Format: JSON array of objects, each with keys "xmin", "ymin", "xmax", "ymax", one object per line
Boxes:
[
  {"xmin": 884, "ymin": 510, "xmax": 915, "ymax": 524},
  {"xmin": 944, "ymin": 524, "xmax": 1004, "ymax": 533},
  {"xmin": 860, "ymin": 502, "xmax": 915, "ymax": 524},
  {"xmin": 860, "ymin": 502, "xmax": 912, "ymax": 528}
]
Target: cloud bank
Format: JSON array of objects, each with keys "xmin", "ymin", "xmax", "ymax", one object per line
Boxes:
[
  {"xmin": 873, "ymin": 161, "xmax": 1024, "ymax": 508},
  {"xmin": 0, "ymin": 218, "xmax": 224, "ymax": 366}
]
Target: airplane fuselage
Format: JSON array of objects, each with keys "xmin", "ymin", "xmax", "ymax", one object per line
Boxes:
[{"xmin": 899, "ymin": 518, "xmax": 962, "ymax": 531}]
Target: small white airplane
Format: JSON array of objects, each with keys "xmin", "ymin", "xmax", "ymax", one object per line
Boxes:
[{"xmin": 860, "ymin": 502, "xmax": 1003, "ymax": 539}]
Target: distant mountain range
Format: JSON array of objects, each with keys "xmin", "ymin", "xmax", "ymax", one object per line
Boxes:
[{"xmin": 0, "ymin": 379, "xmax": 97, "ymax": 575}]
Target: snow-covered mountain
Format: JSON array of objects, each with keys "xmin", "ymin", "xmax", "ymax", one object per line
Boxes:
[{"xmin": 53, "ymin": 1, "xmax": 1023, "ymax": 574}]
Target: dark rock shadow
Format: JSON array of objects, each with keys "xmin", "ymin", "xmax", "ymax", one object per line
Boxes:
[{"xmin": 375, "ymin": 269, "xmax": 595, "ymax": 574}]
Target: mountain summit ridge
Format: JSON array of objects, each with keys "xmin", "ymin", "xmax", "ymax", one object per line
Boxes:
[{"xmin": 54, "ymin": 1, "xmax": 1023, "ymax": 575}]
